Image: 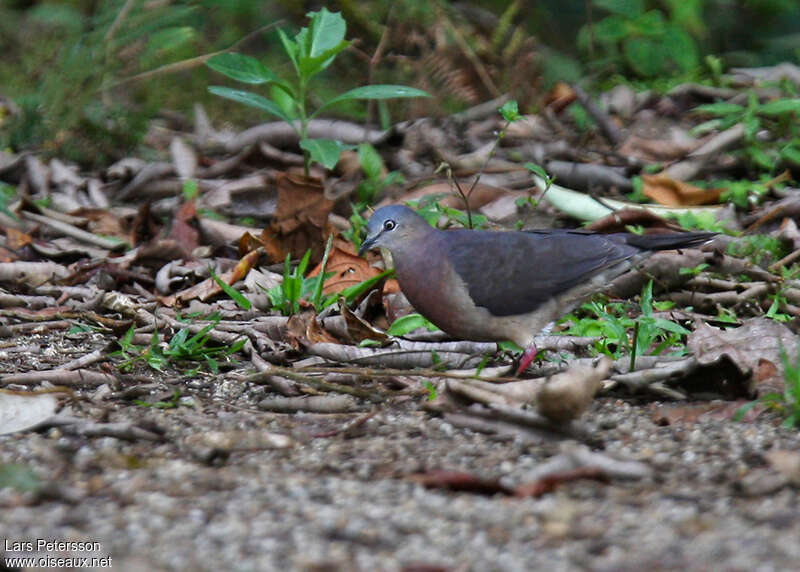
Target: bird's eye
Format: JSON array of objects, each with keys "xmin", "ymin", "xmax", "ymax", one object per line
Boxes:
[{"xmin": 383, "ymin": 220, "xmax": 396, "ymax": 231}]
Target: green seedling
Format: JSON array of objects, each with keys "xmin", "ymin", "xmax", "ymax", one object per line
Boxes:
[
  {"xmin": 209, "ymin": 266, "xmax": 252, "ymax": 310},
  {"xmin": 386, "ymin": 313, "xmax": 440, "ymax": 336},
  {"xmin": 266, "ymin": 245, "xmax": 393, "ymax": 316},
  {"xmin": 113, "ymin": 315, "xmax": 246, "ymax": 374},
  {"xmin": 412, "ymin": 199, "xmax": 490, "ymax": 230},
  {"xmin": 135, "ymin": 389, "xmax": 184, "ymax": 410},
  {"xmin": 206, "ymin": 8, "xmax": 429, "ymax": 175},
  {"xmin": 0, "ymin": 183, "xmax": 18, "ymax": 220},
  {"xmin": 343, "ymin": 206, "xmax": 369, "ymax": 249},
  {"xmin": 679, "ymin": 263, "xmax": 710, "ymax": 277},
  {"xmin": 736, "ymin": 342, "xmax": 800, "ymax": 428},
  {"xmin": 423, "ymin": 381, "xmax": 438, "ymax": 401},
  {"xmin": 693, "ymin": 93, "xmax": 800, "ymax": 173},
  {"xmin": 561, "ymin": 281, "xmax": 689, "ymax": 365},
  {"xmin": 355, "ymin": 142, "xmax": 406, "ymax": 205}
]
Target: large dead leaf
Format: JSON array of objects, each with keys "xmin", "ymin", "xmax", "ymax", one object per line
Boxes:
[
  {"xmin": 642, "ymin": 174, "xmax": 723, "ymax": 206},
  {"xmin": 0, "ymin": 390, "xmax": 59, "ymax": 435},
  {"xmin": 308, "ymin": 244, "xmax": 380, "ymax": 295},
  {"xmin": 260, "ymin": 172, "xmax": 334, "ymax": 264},
  {"xmin": 687, "ymin": 318, "xmax": 797, "ymax": 395}
]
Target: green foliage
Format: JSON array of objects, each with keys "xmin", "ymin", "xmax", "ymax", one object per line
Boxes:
[
  {"xmin": 579, "ymin": 0, "xmax": 700, "ymax": 78},
  {"xmin": 0, "ymin": 464, "xmax": 42, "ymax": 494},
  {"xmin": 693, "ymin": 92, "xmax": 800, "ymax": 173},
  {"xmin": 561, "ymin": 281, "xmax": 690, "ymax": 362},
  {"xmin": 113, "ymin": 315, "xmax": 246, "ymax": 375},
  {"xmin": 355, "ymin": 143, "xmax": 406, "ymax": 204},
  {"xmin": 0, "ymin": 183, "xmax": 17, "ymax": 220},
  {"xmin": 343, "ymin": 206, "xmax": 369, "ymax": 249},
  {"xmin": 266, "ymin": 245, "xmax": 392, "ymax": 316},
  {"xmin": 727, "ymin": 234, "xmax": 789, "ymax": 267},
  {"xmin": 413, "ymin": 199, "xmax": 490, "ymax": 230},
  {"xmin": 498, "ymin": 99, "xmax": 520, "ymax": 122},
  {"xmin": 668, "ymin": 210, "xmax": 731, "ymax": 233},
  {"xmin": 736, "ymin": 342, "xmax": 800, "ymax": 428},
  {"xmin": 207, "ymin": 8, "xmax": 429, "ymax": 174},
  {"xmin": 134, "ymin": 389, "xmax": 184, "ymax": 410},
  {"xmin": 0, "ymin": 1, "xmax": 202, "ymax": 165},
  {"xmin": 209, "ymin": 266, "xmax": 252, "ymax": 310},
  {"xmin": 386, "ymin": 313, "xmax": 440, "ymax": 336}
]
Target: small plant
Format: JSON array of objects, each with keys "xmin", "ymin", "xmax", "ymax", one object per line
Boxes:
[
  {"xmin": 727, "ymin": 234, "xmax": 789, "ymax": 268},
  {"xmin": 693, "ymin": 93, "xmax": 800, "ymax": 173},
  {"xmin": 113, "ymin": 315, "xmax": 246, "ymax": 374},
  {"xmin": 736, "ymin": 343, "xmax": 800, "ymax": 428},
  {"xmin": 386, "ymin": 313, "xmax": 440, "ymax": 336},
  {"xmin": 0, "ymin": 183, "xmax": 17, "ymax": 220},
  {"xmin": 266, "ymin": 244, "xmax": 392, "ymax": 316},
  {"xmin": 354, "ymin": 143, "xmax": 405, "ymax": 205},
  {"xmin": 578, "ymin": 0, "xmax": 700, "ymax": 78},
  {"xmin": 206, "ymin": 8, "xmax": 429, "ymax": 175},
  {"xmin": 561, "ymin": 281, "xmax": 689, "ymax": 364},
  {"xmin": 413, "ymin": 199, "xmax": 490, "ymax": 231},
  {"xmin": 135, "ymin": 389, "xmax": 184, "ymax": 410}
]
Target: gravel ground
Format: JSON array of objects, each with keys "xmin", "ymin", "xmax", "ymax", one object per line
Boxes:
[{"xmin": 2, "ymin": 332, "xmax": 800, "ymax": 572}]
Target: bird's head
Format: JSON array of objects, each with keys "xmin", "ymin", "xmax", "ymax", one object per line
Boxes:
[{"xmin": 358, "ymin": 205, "xmax": 432, "ymax": 256}]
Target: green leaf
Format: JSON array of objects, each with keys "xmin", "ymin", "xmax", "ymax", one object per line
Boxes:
[
  {"xmin": 298, "ymin": 39, "xmax": 351, "ymax": 79},
  {"xmin": 0, "ymin": 464, "xmax": 42, "ymax": 493},
  {"xmin": 358, "ymin": 143, "xmax": 384, "ymax": 180},
  {"xmin": 323, "ymin": 269, "xmax": 394, "ymax": 309},
  {"xmin": 524, "ymin": 162, "xmax": 550, "ymax": 181},
  {"xmin": 781, "ymin": 145, "xmax": 800, "ymax": 165},
  {"xmin": 270, "ymin": 84, "xmax": 297, "ymax": 119},
  {"xmin": 759, "ymin": 98, "xmax": 800, "ymax": 116},
  {"xmin": 314, "ymin": 85, "xmax": 430, "ymax": 116},
  {"xmin": 300, "ymin": 8, "xmax": 347, "ymax": 60},
  {"xmin": 387, "ymin": 313, "xmax": 440, "ymax": 336},
  {"xmin": 299, "ymin": 138, "xmax": 355, "ymax": 170},
  {"xmin": 208, "ymin": 87, "xmax": 295, "ymax": 125},
  {"xmin": 209, "ymin": 266, "xmax": 251, "ymax": 310},
  {"xmin": 206, "ymin": 53, "xmax": 280, "ymax": 85},
  {"xmin": 498, "ymin": 100, "xmax": 520, "ymax": 122},
  {"xmin": 277, "ymin": 28, "xmax": 299, "ymax": 73},
  {"xmin": 593, "ymin": 0, "xmax": 644, "ymax": 17},
  {"xmin": 693, "ymin": 102, "xmax": 746, "ymax": 116}
]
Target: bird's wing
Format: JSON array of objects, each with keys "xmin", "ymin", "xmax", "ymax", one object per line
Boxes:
[{"xmin": 446, "ymin": 229, "xmax": 640, "ymax": 317}]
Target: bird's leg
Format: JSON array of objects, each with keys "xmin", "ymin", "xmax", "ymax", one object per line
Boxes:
[{"xmin": 515, "ymin": 343, "xmax": 539, "ymax": 376}]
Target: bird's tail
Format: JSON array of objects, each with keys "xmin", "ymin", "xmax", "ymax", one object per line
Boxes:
[{"xmin": 624, "ymin": 231, "xmax": 716, "ymax": 251}]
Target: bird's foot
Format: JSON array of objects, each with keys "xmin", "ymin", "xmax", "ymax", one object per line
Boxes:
[{"xmin": 515, "ymin": 344, "xmax": 539, "ymax": 376}]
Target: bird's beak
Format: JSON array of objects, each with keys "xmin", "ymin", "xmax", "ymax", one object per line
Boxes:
[{"xmin": 358, "ymin": 233, "xmax": 378, "ymax": 257}]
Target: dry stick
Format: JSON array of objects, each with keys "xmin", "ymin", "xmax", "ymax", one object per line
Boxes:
[
  {"xmin": 769, "ymin": 248, "xmax": 800, "ymax": 271},
  {"xmin": 364, "ymin": 10, "xmax": 393, "ymax": 128},
  {"xmin": 571, "ymin": 84, "xmax": 624, "ymax": 146},
  {"xmin": 21, "ymin": 211, "xmax": 124, "ymax": 250},
  {"xmin": 245, "ymin": 367, "xmax": 386, "ymax": 401},
  {"xmin": 107, "ymin": 21, "xmax": 282, "ymax": 88},
  {"xmin": 441, "ymin": 11, "xmax": 501, "ymax": 98}
]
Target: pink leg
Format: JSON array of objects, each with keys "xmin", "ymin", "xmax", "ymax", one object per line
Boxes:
[{"xmin": 515, "ymin": 343, "xmax": 538, "ymax": 376}]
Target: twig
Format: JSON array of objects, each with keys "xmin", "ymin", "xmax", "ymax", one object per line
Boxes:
[
  {"xmin": 571, "ymin": 84, "xmax": 623, "ymax": 146},
  {"xmin": 107, "ymin": 22, "xmax": 283, "ymax": 88}
]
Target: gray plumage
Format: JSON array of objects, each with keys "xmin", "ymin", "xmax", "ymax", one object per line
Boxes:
[{"xmin": 359, "ymin": 205, "xmax": 713, "ymax": 355}]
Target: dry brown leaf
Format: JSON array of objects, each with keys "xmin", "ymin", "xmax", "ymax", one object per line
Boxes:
[
  {"xmin": 687, "ymin": 318, "xmax": 796, "ymax": 395},
  {"xmin": 308, "ymin": 246, "xmax": 380, "ymax": 295},
  {"xmin": 170, "ymin": 200, "xmax": 200, "ymax": 256},
  {"xmin": 642, "ymin": 174, "xmax": 723, "ymax": 206},
  {"xmin": 260, "ymin": 172, "xmax": 334, "ymax": 264},
  {"xmin": 4, "ymin": 227, "xmax": 32, "ymax": 250},
  {"xmin": 286, "ymin": 310, "xmax": 340, "ymax": 347},
  {"xmin": 378, "ymin": 181, "xmax": 512, "ymax": 212}
]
